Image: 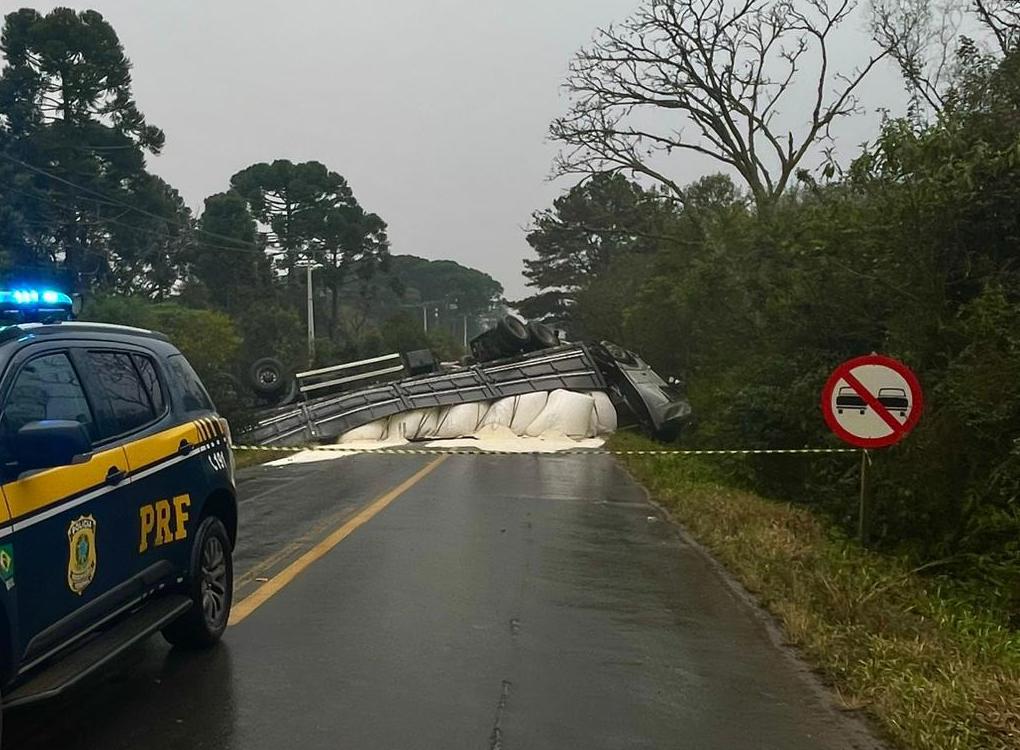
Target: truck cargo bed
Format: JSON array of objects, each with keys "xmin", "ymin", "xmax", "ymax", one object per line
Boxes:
[{"xmin": 242, "ymin": 345, "xmax": 605, "ymax": 446}]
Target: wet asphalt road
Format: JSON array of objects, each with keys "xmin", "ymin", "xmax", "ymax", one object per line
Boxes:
[{"xmin": 4, "ymin": 453, "xmax": 882, "ymax": 750}]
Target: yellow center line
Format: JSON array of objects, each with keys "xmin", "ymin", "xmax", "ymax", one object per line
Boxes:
[
  {"xmin": 228, "ymin": 455, "xmax": 448, "ymax": 626},
  {"xmin": 233, "ymin": 503, "xmax": 362, "ymax": 592}
]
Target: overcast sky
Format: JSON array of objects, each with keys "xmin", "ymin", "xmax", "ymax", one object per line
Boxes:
[{"xmin": 8, "ymin": 0, "xmax": 911, "ymax": 298}]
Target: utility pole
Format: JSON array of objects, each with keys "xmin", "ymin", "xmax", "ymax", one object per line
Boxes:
[
  {"xmin": 306, "ymin": 261, "xmax": 315, "ymax": 365},
  {"xmin": 463, "ymin": 314, "xmax": 468, "ymax": 349},
  {"xmin": 422, "ymin": 303, "xmax": 428, "ymax": 334},
  {"xmin": 296, "ymin": 258, "xmax": 318, "ymax": 367}
]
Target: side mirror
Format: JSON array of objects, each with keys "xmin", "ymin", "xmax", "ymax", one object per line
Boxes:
[{"xmin": 14, "ymin": 420, "xmax": 92, "ymax": 473}]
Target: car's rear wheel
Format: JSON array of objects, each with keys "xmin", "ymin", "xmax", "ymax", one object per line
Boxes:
[{"xmin": 162, "ymin": 516, "xmax": 233, "ymax": 649}]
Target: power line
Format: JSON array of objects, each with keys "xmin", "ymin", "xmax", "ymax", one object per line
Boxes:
[
  {"xmin": 2, "ymin": 183, "xmax": 286, "ymax": 257},
  {"xmin": 0, "ymin": 152, "xmax": 282, "ymax": 254}
]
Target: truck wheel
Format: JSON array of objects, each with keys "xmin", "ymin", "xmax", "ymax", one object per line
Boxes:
[
  {"xmin": 526, "ymin": 321, "xmax": 559, "ymax": 350},
  {"xmin": 249, "ymin": 357, "xmax": 288, "ymax": 396},
  {"xmin": 163, "ymin": 516, "xmax": 233, "ymax": 649},
  {"xmin": 496, "ymin": 316, "xmax": 529, "ymax": 354}
]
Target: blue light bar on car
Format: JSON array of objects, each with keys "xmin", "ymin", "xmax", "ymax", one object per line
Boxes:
[
  {"xmin": 0, "ymin": 289, "xmax": 73, "ymax": 307},
  {"xmin": 0, "ymin": 289, "xmax": 75, "ymax": 322}
]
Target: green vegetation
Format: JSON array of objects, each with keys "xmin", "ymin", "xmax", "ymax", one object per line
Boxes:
[
  {"xmin": 0, "ymin": 8, "xmax": 178, "ymax": 294},
  {"xmin": 525, "ymin": 3, "xmax": 1020, "ymax": 617},
  {"xmin": 387, "ymin": 255, "xmax": 503, "ymax": 315},
  {"xmin": 612, "ymin": 432, "xmax": 1020, "ymax": 750}
]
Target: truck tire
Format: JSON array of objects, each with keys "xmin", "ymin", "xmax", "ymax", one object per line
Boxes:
[
  {"xmin": 249, "ymin": 357, "xmax": 287, "ymax": 397},
  {"xmin": 162, "ymin": 516, "xmax": 233, "ymax": 649},
  {"xmin": 496, "ymin": 316, "xmax": 529, "ymax": 354},
  {"xmin": 526, "ymin": 321, "xmax": 559, "ymax": 350}
]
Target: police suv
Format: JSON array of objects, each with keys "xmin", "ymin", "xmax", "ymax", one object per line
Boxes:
[{"xmin": 0, "ymin": 290, "xmax": 236, "ymax": 735}]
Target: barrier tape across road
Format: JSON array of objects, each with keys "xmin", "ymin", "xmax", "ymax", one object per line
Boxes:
[{"xmin": 230, "ymin": 444, "xmax": 858, "ymax": 457}]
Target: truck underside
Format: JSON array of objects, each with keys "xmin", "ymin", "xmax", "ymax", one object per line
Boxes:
[{"xmin": 240, "ymin": 320, "xmax": 692, "ymax": 448}]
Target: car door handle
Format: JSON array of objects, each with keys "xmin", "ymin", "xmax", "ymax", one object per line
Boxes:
[
  {"xmin": 178, "ymin": 439, "xmax": 193, "ymax": 456},
  {"xmin": 106, "ymin": 466, "xmax": 127, "ymax": 485}
]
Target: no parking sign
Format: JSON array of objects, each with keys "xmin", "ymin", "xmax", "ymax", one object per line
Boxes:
[{"xmin": 821, "ymin": 355, "xmax": 923, "ymax": 449}]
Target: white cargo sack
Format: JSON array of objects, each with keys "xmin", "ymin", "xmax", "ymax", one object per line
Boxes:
[
  {"xmin": 339, "ymin": 389, "xmax": 618, "ymax": 444},
  {"xmin": 387, "ymin": 409, "xmax": 434, "ymax": 440},
  {"xmin": 588, "ymin": 391, "xmax": 618, "ymax": 436},
  {"xmin": 479, "ymin": 397, "xmax": 517, "ymax": 430},
  {"xmin": 417, "ymin": 407, "xmax": 442, "ymax": 439},
  {"xmin": 526, "ymin": 389, "xmax": 596, "ymax": 438},
  {"xmin": 509, "ymin": 392, "xmax": 549, "ymax": 435},
  {"xmin": 338, "ymin": 418, "xmax": 387, "ymax": 442},
  {"xmin": 434, "ymin": 402, "xmax": 488, "ymax": 439}
]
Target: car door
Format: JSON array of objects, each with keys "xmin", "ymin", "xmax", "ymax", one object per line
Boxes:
[
  {"xmin": 121, "ymin": 351, "xmax": 230, "ymax": 580},
  {"xmin": 0, "ymin": 346, "xmax": 133, "ymax": 665},
  {"xmin": 73, "ymin": 347, "xmax": 184, "ymax": 587}
]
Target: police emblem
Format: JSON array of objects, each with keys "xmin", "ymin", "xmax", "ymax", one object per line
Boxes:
[
  {"xmin": 0, "ymin": 544, "xmax": 14, "ymax": 591},
  {"xmin": 67, "ymin": 515, "xmax": 97, "ymax": 594}
]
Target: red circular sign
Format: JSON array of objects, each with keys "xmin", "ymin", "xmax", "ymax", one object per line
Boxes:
[{"xmin": 821, "ymin": 355, "xmax": 923, "ymax": 448}]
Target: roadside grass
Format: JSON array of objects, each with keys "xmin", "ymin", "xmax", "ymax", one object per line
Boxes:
[
  {"xmin": 610, "ymin": 431, "xmax": 1020, "ymax": 750},
  {"xmin": 233, "ymin": 448, "xmax": 293, "ymax": 470}
]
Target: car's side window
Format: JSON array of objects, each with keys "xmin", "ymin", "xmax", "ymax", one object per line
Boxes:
[
  {"xmin": 85, "ymin": 351, "xmax": 156, "ymax": 437},
  {"xmin": 3, "ymin": 352, "xmax": 96, "ymax": 440},
  {"xmin": 166, "ymin": 354, "xmax": 214, "ymax": 413},
  {"xmin": 132, "ymin": 354, "xmax": 166, "ymax": 415}
]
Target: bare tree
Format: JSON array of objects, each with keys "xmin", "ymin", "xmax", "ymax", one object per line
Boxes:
[
  {"xmin": 871, "ymin": 0, "xmax": 966, "ymax": 112},
  {"xmin": 871, "ymin": 0, "xmax": 1018, "ymax": 115},
  {"xmin": 550, "ymin": 0, "xmax": 890, "ymax": 213},
  {"xmin": 974, "ymin": 0, "xmax": 1020, "ymax": 52}
]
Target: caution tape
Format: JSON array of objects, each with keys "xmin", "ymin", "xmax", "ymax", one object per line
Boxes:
[{"xmin": 230, "ymin": 444, "xmax": 857, "ymax": 457}]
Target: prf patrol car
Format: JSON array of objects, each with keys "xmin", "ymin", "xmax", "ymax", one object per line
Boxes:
[{"xmin": 0, "ymin": 289, "xmax": 236, "ymax": 735}]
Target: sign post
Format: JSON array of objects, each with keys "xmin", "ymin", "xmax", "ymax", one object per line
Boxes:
[
  {"xmin": 821, "ymin": 355, "xmax": 924, "ymax": 541},
  {"xmin": 858, "ymin": 449, "xmax": 871, "ymax": 542}
]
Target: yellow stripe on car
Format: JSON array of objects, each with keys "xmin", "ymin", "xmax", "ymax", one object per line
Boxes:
[
  {"xmin": 0, "ymin": 418, "xmax": 222, "ymax": 525},
  {"xmin": 122, "ymin": 421, "xmax": 202, "ymax": 473},
  {"xmin": 1, "ymin": 444, "xmax": 128, "ymax": 521}
]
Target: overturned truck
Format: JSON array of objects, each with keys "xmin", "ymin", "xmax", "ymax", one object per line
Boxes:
[{"xmin": 240, "ymin": 317, "xmax": 691, "ymax": 447}]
